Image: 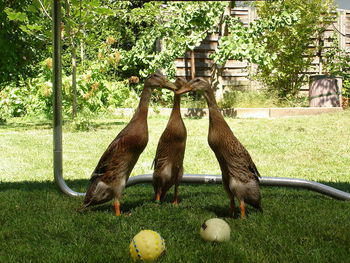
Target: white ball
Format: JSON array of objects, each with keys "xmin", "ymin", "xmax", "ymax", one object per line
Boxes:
[{"xmin": 200, "ymin": 218, "xmax": 231, "ymax": 242}]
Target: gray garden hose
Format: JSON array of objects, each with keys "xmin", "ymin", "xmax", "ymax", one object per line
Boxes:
[{"xmin": 54, "ymin": 173, "xmax": 350, "ymax": 201}]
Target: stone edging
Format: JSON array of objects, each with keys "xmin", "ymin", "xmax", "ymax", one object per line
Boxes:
[{"xmin": 114, "ymin": 107, "xmax": 343, "ymax": 118}]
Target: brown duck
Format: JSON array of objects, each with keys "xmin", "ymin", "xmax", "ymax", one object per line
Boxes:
[
  {"xmin": 152, "ymin": 77, "xmax": 187, "ymax": 204},
  {"xmin": 177, "ymin": 78, "xmax": 262, "ymax": 218},
  {"xmin": 79, "ymin": 73, "xmax": 177, "ymax": 216}
]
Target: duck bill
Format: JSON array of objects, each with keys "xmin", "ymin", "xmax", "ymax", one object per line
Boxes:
[
  {"xmin": 76, "ymin": 199, "xmax": 93, "ymax": 213},
  {"xmin": 76, "ymin": 203, "xmax": 89, "ymax": 213},
  {"xmin": 175, "ymin": 77, "xmax": 187, "ymax": 89},
  {"xmin": 162, "ymin": 80, "xmax": 177, "ymax": 91},
  {"xmin": 175, "ymin": 85, "xmax": 192, "ymax": 95}
]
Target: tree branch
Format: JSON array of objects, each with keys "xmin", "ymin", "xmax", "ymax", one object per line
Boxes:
[{"xmin": 38, "ymin": 0, "xmax": 52, "ymax": 21}]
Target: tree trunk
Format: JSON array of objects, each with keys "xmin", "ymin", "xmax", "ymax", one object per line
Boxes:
[
  {"xmin": 190, "ymin": 49, "xmax": 196, "ymax": 79},
  {"xmin": 64, "ymin": 0, "xmax": 77, "ymax": 118},
  {"xmin": 210, "ymin": 1, "xmax": 233, "ymax": 100},
  {"xmin": 317, "ymin": 32, "xmax": 324, "ymax": 75},
  {"xmin": 71, "ymin": 45, "xmax": 77, "ymax": 118},
  {"xmin": 80, "ymin": 37, "xmax": 84, "ymax": 68}
]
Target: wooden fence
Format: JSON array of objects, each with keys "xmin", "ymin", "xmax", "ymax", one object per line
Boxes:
[{"xmin": 174, "ymin": 7, "xmax": 350, "ymax": 95}]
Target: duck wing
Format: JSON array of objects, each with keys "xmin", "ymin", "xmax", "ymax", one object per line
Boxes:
[
  {"xmin": 152, "ymin": 130, "xmax": 171, "ymax": 171},
  {"xmin": 92, "ymin": 137, "xmax": 121, "ymax": 177},
  {"xmin": 224, "ymin": 136, "xmax": 261, "ymax": 182}
]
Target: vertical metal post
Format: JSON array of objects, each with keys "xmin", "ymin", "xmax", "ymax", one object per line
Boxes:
[
  {"xmin": 53, "ymin": 0, "xmax": 63, "ymax": 189},
  {"xmin": 53, "ymin": 0, "xmax": 84, "ymax": 196}
]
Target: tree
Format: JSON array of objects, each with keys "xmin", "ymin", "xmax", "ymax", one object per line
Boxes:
[
  {"xmin": 119, "ymin": 1, "xmax": 226, "ymax": 78},
  {"xmin": 212, "ymin": 0, "xmax": 336, "ymax": 99},
  {"xmin": 0, "ymin": 0, "xmax": 51, "ymax": 90},
  {"xmin": 254, "ymin": 0, "xmax": 336, "ymax": 98}
]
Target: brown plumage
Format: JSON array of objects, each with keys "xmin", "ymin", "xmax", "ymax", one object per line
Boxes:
[
  {"xmin": 176, "ymin": 78, "xmax": 262, "ymax": 218},
  {"xmin": 79, "ymin": 73, "xmax": 177, "ymax": 216},
  {"xmin": 152, "ymin": 77, "xmax": 187, "ymax": 204}
]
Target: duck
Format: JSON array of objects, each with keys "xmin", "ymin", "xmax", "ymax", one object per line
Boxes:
[
  {"xmin": 152, "ymin": 77, "xmax": 188, "ymax": 204},
  {"xmin": 79, "ymin": 73, "xmax": 177, "ymax": 216},
  {"xmin": 176, "ymin": 78, "xmax": 262, "ymax": 218}
]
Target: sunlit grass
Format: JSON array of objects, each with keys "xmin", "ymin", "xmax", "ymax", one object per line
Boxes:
[{"xmin": 1, "ymin": 111, "xmax": 349, "ymax": 183}]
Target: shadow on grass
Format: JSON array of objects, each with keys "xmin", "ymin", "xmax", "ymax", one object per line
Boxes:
[
  {"xmin": 0, "ymin": 179, "xmax": 152, "ymax": 214},
  {"xmin": 0, "ymin": 121, "xmax": 52, "ymax": 130},
  {"xmin": 89, "ymin": 121, "xmax": 127, "ymax": 130},
  {"xmin": 1, "ymin": 179, "xmax": 349, "ymax": 194},
  {"xmin": 1, "ymin": 179, "xmax": 349, "ymax": 217},
  {"xmin": 0, "ymin": 119, "xmax": 127, "ymax": 131},
  {"xmin": 205, "ymin": 204, "xmax": 263, "ymax": 218}
]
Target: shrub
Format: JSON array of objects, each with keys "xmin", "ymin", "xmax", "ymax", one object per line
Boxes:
[
  {"xmin": 323, "ymin": 36, "xmax": 350, "ymax": 99},
  {"xmin": 218, "ymin": 88, "xmax": 308, "ymax": 108}
]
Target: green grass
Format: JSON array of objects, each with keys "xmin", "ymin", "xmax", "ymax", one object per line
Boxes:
[{"xmin": 1, "ymin": 111, "xmax": 350, "ymax": 262}]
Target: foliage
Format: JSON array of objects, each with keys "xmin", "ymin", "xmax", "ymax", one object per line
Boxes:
[
  {"xmin": 119, "ymin": 1, "xmax": 226, "ymax": 78},
  {"xmin": 217, "ymin": 88, "xmax": 308, "ymax": 109},
  {"xmin": 60, "ymin": 1, "xmax": 226, "ymax": 80},
  {"xmin": 254, "ymin": 0, "xmax": 336, "ymax": 98},
  {"xmin": 0, "ymin": 0, "xmax": 342, "ymax": 119},
  {"xmin": 0, "ymin": 1, "xmax": 227, "ymax": 119},
  {"xmin": 68, "ymin": 115, "xmax": 94, "ymax": 132},
  {"xmin": 0, "ymin": 76, "xmax": 52, "ymax": 119},
  {"xmin": 0, "ymin": 58, "xmax": 140, "ymax": 118},
  {"xmin": 0, "ymin": 0, "xmax": 51, "ymax": 89},
  {"xmin": 212, "ymin": 0, "xmax": 336, "ymax": 99},
  {"xmin": 323, "ymin": 35, "xmax": 350, "ymax": 98}
]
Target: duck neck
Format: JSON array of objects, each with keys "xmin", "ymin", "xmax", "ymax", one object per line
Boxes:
[
  {"xmin": 204, "ymin": 88, "xmax": 225, "ymax": 125},
  {"xmin": 134, "ymin": 86, "xmax": 151, "ymax": 120},
  {"xmin": 170, "ymin": 94, "xmax": 181, "ymax": 117},
  {"xmin": 204, "ymin": 88, "xmax": 220, "ymax": 113}
]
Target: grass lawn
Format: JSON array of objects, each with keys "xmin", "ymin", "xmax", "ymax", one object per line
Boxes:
[{"xmin": 1, "ymin": 111, "xmax": 350, "ymax": 262}]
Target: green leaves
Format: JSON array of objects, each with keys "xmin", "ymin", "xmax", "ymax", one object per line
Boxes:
[
  {"xmin": 94, "ymin": 7, "xmax": 114, "ymax": 16},
  {"xmin": 323, "ymin": 34, "xmax": 350, "ymax": 97},
  {"xmin": 212, "ymin": 8, "xmax": 302, "ymax": 66},
  {"xmin": 4, "ymin": 8, "xmax": 28, "ymax": 22},
  {"xmin": 120, "ymin": 1, "xmax": 226, "ymax": 78},
  {"xmin": 212, "ymin": 0, "xmax": 336, "ymax": 99},
  {"xmin": 4, "ymin": 7, "xmax": 43, "ymax": 35}
]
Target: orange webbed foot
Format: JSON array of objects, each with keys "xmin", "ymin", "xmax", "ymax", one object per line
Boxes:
[
  {"xmin": 239, "ymin": 201, "xmax": 246, "ymax": 219},
  {"xmin": 114, "ymin": 200, "xmax": 121, "ymax": 216},
  {"xmin": 155, "ymin": 192, "xmax": 161, "ymax": 202}
]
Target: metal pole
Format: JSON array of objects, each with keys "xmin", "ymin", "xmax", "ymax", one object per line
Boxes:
[
  {"xmin": 126, "ymin": 174, "xmax": 350, "ymax": 201},
  {"xmin": 53, "ymin": 0, "xmax": 62, "ymax": 190},
  {"xmin": 53, "ymin": 0, "xmax": 83, "ymax": 197}
]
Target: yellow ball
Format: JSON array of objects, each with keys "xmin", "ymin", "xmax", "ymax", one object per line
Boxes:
[{"xmin": 129, "ymin": 230, "xmax": 165, "ymax": 262}]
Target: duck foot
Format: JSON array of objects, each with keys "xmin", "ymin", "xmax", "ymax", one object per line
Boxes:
[
  {"xmin": 114, "ymin": 200, "xmax": 121, "ymax": 216},
  {"xmin": 239, "ymin": 201, "xmax": 246, "ymax": 219},
  {"xmin": 171, "ymin": 199, "xmax": 179, "ymax": 205},
  {"xmin": 155, "ymin": 192, "xmax": 161, "ymax": 202}
]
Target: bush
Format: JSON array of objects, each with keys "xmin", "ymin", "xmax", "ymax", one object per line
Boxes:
[
  {"xmin": 0, "ymin": 76, "xmax": 53, "ymax": 119},
  {"xmin": 323, "ymin": 37, "xmax": 350, "ymax": 99},
  {"xmin": 68, "ymin": 116, "xmax": 93, "ymax": 132},
  {"xmin": 0, "ymin": 61, "xmax": 141, "ymax": 120},
  {"xmin": 254, "ymin": 0, "xmax": 336, "ymax": 98},
  {"xmin": 217, "ymin": 87, "xmax": 308, "ymax": 108}
]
